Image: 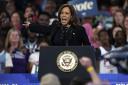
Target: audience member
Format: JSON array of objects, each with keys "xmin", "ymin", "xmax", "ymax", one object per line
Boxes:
[
  {"xmin": 113, "ymin": 10, "xmax": 124, "ymax": 28},
  {"xmin": 0, "ymin": 37, "xmax": 13, "ymax": 73},
  {"xmin": 79, "ymin": 57, "xmax": 102, "ymax": 85},
  {"xmin": 29, "ymin": 40, "xmax": 49, "ymax": 73},
  {"xmin": 24, "ymin": 30, "xmax": 39, "ymax": 54},
  {"xmin": 124, "ymin": 14, "xmax": 128, "ymax": 42},
  {"xmin": 40, "ymin": 73, "xmax": 61, "ymax": 85},
  {"xmin": 97, "ymin": 29, "xmax": 118, "ymax": 73},
  {"xmin": 114, "ymin": 30, "xmax": 127, "ymax": 48},
  {"xmin": 5, "ymin": 29, "xmax": 29, "ymax": 73}
]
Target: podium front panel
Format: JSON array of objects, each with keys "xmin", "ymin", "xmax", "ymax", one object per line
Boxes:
[{"xmin": 38, "ymin": 46, "xmax": 96, "ymax": 85}]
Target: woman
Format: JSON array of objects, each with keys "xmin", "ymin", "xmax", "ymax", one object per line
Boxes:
[
  {"xmin": 10, "ymin": 11, "xmax": 28, "ymax": 41},
  {"xmin": 30, "ymin": 4, "xmax": 90, "ymax": 46},
  {"xmin": 97, "ymin": 29, "xmax": 118, "ymax": 73},
  {"xmin": 5, "ymin": 29, "xmax": 29, "ymax": 73},
  {"xmin": 124, "ymin": 14, "xmax": 128, "ymax": 42},
  {"xmin": 114, "ymin": 30, "xmax": 127, "ymax": 48},
  {"xmin": 108, "ymin": 26, "xmax": 123, "ymax": 45},
  {"xmin": 24, "ymin": 5, "xmax": 37, "ymax": 25},
  {"xmin": 113, "ymin": 10, "xmax": 124, "ymax": 28},
  {"xmin": 10, "ymin": 11, "xmax": 22, "ymax": 30}
]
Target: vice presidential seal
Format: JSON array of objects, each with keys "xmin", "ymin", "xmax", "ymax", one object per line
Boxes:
[{"xmin": 57, "ymin": 50, "xmax": 78, "ymax": 72}]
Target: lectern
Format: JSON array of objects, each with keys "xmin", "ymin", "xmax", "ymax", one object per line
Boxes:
[{"xmin": 38, "ymin": 46, "xmax": 96, "ymax": 85}]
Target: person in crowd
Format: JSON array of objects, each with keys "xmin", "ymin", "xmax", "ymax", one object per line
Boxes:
[
  {"xmin": 5, "ymin": 0, "xmax": 17, "ymax": 16},
  {"xmin": 35, "ymin": 11, "xmax": 51, "ymax": 38},
  {"xmin": 104, "ymin": 45, "xmax": 128, "ymax": 74},
  {"xmin": 98, "ymin": 29, "xmax": 114, "ymax": 57},
  {"xmin": 97, "ymin": 29, "xmax": 118, "ymax": 73},
  {"xmin": 108, "ymin": 26, "xmax": 123, "ymax": 45},
  {"xmin": 0, "ymin": 11, "xmax": 10, "ymax": 38},
  {"xmin": 43, "ymin": 0, "xmax": 57, "ymax": 18},
  {"xmin": 113, "ymin": 10, "xmax": 124, "ymax": 28},
  {"xmin": 10, "ymin": 11, "xmax": 28, "ymax": 41},
  {"xmin": 79, "ymin": 57, "xmax": 102, "ymax": 85},
  {"xmin": 37, "ymin": 11, "xmax": 50, "ymax": 26},
  {"xmin": 70, "ymin": 56, "xmax": 108, "ymax": 85},
  {"xmin": 123, "ymin": 0, "xmax": 128, "ymax": 10},
  {"xmin": 91, "ymin": 28, "xmax": 101, "ymax": 49},
  {"xmin": 40, "ymin": 73, "xmax": 61, "ymax": 85},
  {"xmin": 30, "ymin": 4, "xmax": 90, "ymax": 46},
  {"xmin": 28, "ymin": 40, "xmax": 49, "ymax": 73},
  {"xmin": 82, "ymin": 17, "xmax": 94, "ymax": 48},
  {"xmin": 24, "ymin": 30, "xmax": 39, "ymax": 54},
  {"xmin": 112, "ymin": 26, "xmax": 123, "ymax": 40},
  {"xmin": 0, "ymin": 37, "xmax": 13, "ymax": 73},
  {"xmin": 5, "ymin": 29, "xmax": 29, "ymax": 73},
  {"xmin": 23, "ymin": 5, "xmax": 36, "ymax": 27},
  {"xmin": 124, "ymin": 14, "xmax": 128, "ymax": 42},
  {"xmin": 10, "ymin": 11, "xmax": 22, "ymax": 30},
  {"xmin": 109, "ymin": 4, "xmax": 121, "ymax": 16},
  {"xmin": 114, "ymin": 30, "xmax": 127, "ymax": 48}
]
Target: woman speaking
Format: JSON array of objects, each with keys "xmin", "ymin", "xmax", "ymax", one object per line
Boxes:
[{"xmin": 30, "ymin": 4, "xmax": 90, "ymax": 46}]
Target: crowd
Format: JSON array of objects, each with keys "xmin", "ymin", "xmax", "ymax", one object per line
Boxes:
[{"xmin": 0, "ymin": 0, "xmax": 128, "ymax": 84}]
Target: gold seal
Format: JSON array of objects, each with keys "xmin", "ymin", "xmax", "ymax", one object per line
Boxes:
[{"xmin": 57, "ymin": 50, "xmax": 78, "ymax": 72}]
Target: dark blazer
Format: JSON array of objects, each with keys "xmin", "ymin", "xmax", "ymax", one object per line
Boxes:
[{"xmin": 29, "ymin": 23, "xmax": 90, "ymax": 46}]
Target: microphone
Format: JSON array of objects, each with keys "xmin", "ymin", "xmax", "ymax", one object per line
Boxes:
[{"xmin": 51, "ymin": 20, "xmax": 61, "ymax": 28}]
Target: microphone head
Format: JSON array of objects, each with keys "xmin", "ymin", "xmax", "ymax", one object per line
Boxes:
[{"xmin": 51, "ymin": 20, "xmax": 61, "ymax": 27}]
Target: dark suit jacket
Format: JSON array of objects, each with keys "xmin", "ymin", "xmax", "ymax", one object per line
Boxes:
[{"xmin": 29, "ymin": 23, "xmax": 90, "ymax": 46}]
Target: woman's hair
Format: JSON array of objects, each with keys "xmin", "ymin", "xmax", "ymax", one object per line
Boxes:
[
  {"xmin": 24, "ymin": 4, "xmax": 35, "ymax": 13},
  {"xmin": 114, "ymin": 30, "xmax": 127, "ymax": 47},
  {"xmin": 115, "ymin": 30, "xmax": 127, "ymax": 42},
  {"xmin": 114, "ymin": 9, "xmax": 124, "ymax": 17},
  {"xmin": 112, "ymin": 26, "xmax": 125, "ymax": 38},
  {"xmin": 97, "ymin": 29, "xmax": 108, "ymax": 38},
  {"xmin": 123, "ymin": 14, "xmax": 128, "ymax": 31},
  {"xmin": 10, "ymin": 11, "xmax": 22, "ymax": 20},
  {"xmin": 58, "ymin": 4, "xmax": 80, "ymax": 25},
  {"xmin": 5, "ymin": 28, "xmax": 24, "ymax": 51}
]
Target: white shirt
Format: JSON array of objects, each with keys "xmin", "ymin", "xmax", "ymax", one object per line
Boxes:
[
  {"xmin": 99, "ymin": 46, "xmax": 115, "ymax": 56},
  {"xmin": 28, "ymin": 52, "xmax": 39, "ymax": 74},
  {"xmin": 28, "ymin": 52, "xmax": 39, "ymax": 65},
  {"xmin": 99, "ymin": 46, "xmax": 118, "ymax": 74},
  {"xmin": 0, "ymin": 50, "xmax": 13, "ymax": 67}
]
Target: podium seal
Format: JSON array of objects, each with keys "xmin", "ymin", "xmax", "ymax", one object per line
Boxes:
[{"xmin": 57, "ymin": 50, "xmax": 78, "ymax": 72}]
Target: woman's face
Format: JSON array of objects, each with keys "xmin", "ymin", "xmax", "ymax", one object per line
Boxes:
[
  {"xmin": 60, "ymin": 7, "xmax": 72, "ymax": 26},
  {"xmin": 9, "ymin": 31, "xmax": 20, "ymax": 43},
  {"xmin": 114, "ymin": 12, "xmax": 124, "ymax": 25},
  {"xmin": 99, "ymin": 31, "xmax": 109, "ymax": 44},
  {"xmin": 11, "ymin": 13, "xmax": 21, "ymax": 26},
  {"xmin": 24, "ymin": 7, "xmax": 34, "ymax": 18},
  {"xmin": 124, "ymin": 17, "xmax": 128, "ymax": 30}
]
